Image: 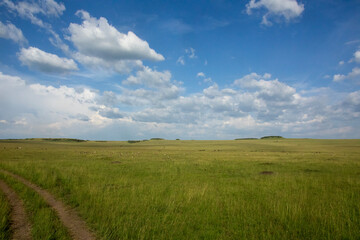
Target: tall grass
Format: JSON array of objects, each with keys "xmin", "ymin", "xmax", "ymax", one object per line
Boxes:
[
  {"xmin": 0, "ymin": 139, "xmax": 360, "ymax": 239},
  {"xmin": 0, "ymin": 190, "xmax": 11, "ymax": 240}
]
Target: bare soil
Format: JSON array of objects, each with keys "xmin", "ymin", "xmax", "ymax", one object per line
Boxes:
[
  {"xmin": 1, "ymin": 170, "xmax": 96, "ymax": 240},
  {"xmin": 0, "ymin": 179, "xmax": 32, "ymax": 240}
]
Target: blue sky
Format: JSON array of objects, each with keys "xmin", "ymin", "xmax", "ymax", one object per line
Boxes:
[{"xmin": 0, "ymin": 0, "xmax": 360, "ymax": 140}]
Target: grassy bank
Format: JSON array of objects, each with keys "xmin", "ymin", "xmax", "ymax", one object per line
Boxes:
[{"xmin": 0, "ymin": 138, "xmax": 359, "ymax": 239}]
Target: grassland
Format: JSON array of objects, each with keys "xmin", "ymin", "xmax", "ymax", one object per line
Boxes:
[
  {"xmin": 0, "ymin": 138, "xmax": 359, "ymax": 239},
  {"xmin": 0, "ymin": 189, "xmax": 11, "ymax": 240}
]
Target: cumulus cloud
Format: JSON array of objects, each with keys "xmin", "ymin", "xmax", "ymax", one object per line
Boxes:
[
  {"xmin": 1, "ymin": 71, "xmax": 359, "ymax": 139},
  {"xmin": 348, "ymin": 67, "xmax": 360, "ymax": 79},
  {"xmin": 18, "ymin": 47, "xmax": 78, "ymax": 74},
  {"xmin": 333, "ymin": 67, "xmax": 360, "ymax": 83},
  {"xmin": 0, "ymin": 71, "xmax": 115, "ymax": 138},
  {"xmin": 246, "ymin": 0, "xmax": 304, "ymax": 25},
  {"xmin": 333, "ymin": 74, "xmax": 346, "ymax": 82},
  {"xmin": 69, "ymin": 10, "xmax": 164, "ymax": 63},
  {"xmin": 123, "ymin": 67, "xmax": 172, "ymax": 88},
  {"xmin": 234, "ymin": 72, "xmax": 297, "ymax": 102},
  {"xmin": 339, "ymin": 90, "xmax": 360, "ymax": 118},
  {"xmin": 73, "ymin": 52, "xmax": 143, "ymax": 74},
  {"xmin": 333, "ymin": 49, "xmax": 360, "ymax": 83},
  {"xmin": 354, "ymin": 50, "xmax": 360, "ymax": 63},
  {"xmin": 120, "ymin": 67, "xmax": 182, "ymax": 104},
  {"xmin": 98, "ymin": 108, "xmax": 124, "ymax": 119},
  {"xmin": 122, "ymin": 72, "xmax": 306, "ymax": 125},
  {"xmin": 0, "ymin": 21, "xmax": 27, "ymax": 44}
]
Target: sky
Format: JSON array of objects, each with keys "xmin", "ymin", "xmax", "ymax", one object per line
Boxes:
[{"xmin": 0, "ymin": 0, "xmax": 360, "ymax": 140}]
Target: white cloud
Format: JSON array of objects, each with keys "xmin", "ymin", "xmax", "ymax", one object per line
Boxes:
[
  {"xmin": 333, "ymin": 74, "xmax": 346, "ymax": 82},
  {"xmin": 333, "ymin": 49, "xmax": 360, "ymax": 83},
  {"xmin": 1, "ymin": 0, "xmax": 69, "ymax": 52},
  {"xmin": 0, "ymin": 72, "xmax": 125, "ymax": 138},
  {"xmin": 0, "ymin": 21, "xmax": 27, "ymax": 44},
  {"xmin": 1, "ymin": 0, "xmax": 65, "ymax": 27},
  {"xmin": 348, "ymin": 67, "xmax": 360, "ymax": 79},
  {"xmin": 197, "ymin": 72, "xmax": 212, "ymax": 83},
  {"xmin": 197, "ymin": 72, "xmax": 205, "ymax": 77},
  {"xmin": 177, "ymin": 56, "xmax": 185, "ymax": 65},
  {"xmin": 177, "ymin": 48, "xmax": 197, "ymax": 65},
  {"xmin": 73, "ymin": 52, "xmax": 143, "ymax": 74},
  {"xmin": 18, "ymin": 47, "xmax": 78, "ymax": 74},
  {"xmin": 123, "ymin": 67, "xmax": 172, "ymax": 88},
  {"xmin": 246, "ymin": 0, "xmax": 304, "ymax": 25},
  {"xmin": 48, "ymin": 29, "xmax": 69, "ymax": 53},
  {"xmin": 69, "ymin": 10, "xmax": 164, "ymax": 63},
  {"xmin": 354, "ymin": 50, "xmax": 360, "ymax": 63},
  {"xmin": 41, "ymin": 0, "xmax": 65, "ymax": 17},
  {"xmin": 1, "ymin": 71, "xmax": 359, "ymax": 139},
  {"xmin": 120, "ymin": 67, "xmax": 182, "ymax": 104},
  {"xmin": 333, "ymin": 67, "xmax": 360, "ymax": 83},
  {"xmin": 185, "ymin": 47, "xmax": 196, "ymax": 59},
  {"xmin": 236, "ymin": 75, "xmax": 297, "ymax": 103},
  {"xmin": 123, "ymin": 72, "xmax": 305, "ymax": 125},
  {"xmin": 340, "ymin": 90, "xmax": 360, "ymax": 118}
]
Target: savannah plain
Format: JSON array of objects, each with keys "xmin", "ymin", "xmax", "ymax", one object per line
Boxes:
[{"xmin": 0, "ymin": 138, "xmax": 359, "ymax": 239}]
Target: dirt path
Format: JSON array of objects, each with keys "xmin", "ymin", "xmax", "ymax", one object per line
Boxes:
[
  {"xmin": 0, "ymin": 169, "xmax": 96, "ymax": 240},
  {"xmin": 0, "ymin": 179, "xmax": 32, "ymax": 240}
]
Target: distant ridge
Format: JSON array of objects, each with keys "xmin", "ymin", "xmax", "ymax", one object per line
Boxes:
[
  {"xmin": 235, "ymin": 138, "xmax": 258, "ymax": 140},
  {"xmin": 26, "ymin": 138, "xmax": 87, "ymax": 142},
  {"xmin": 260, "ymin": 136, "xmax": 284, "ymax": 139}
]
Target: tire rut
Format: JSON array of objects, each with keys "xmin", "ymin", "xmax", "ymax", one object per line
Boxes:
[
  {"xmin": 0, "ymin": 169, "xmax": 96, "ymax": 240},
  {"xmin": 0, "ymin": 179, "xmax": 32, "ymax": 240}
]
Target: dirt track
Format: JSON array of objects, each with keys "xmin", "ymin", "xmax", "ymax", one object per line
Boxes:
[
  {"xmin": 0, "ymin": 179, "xmax": 32, "ymax": 240},
  {"xmin": 0, "ymin": 169, "xmax": 96, "ymax": 240}
]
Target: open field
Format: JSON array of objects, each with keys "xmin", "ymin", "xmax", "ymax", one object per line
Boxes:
[{"xmin": 0, "ymin": 138, "xmax": 360, "ymax": 239}]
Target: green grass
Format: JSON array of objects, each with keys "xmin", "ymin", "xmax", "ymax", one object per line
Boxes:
[
  {"xmin": 0, "ymin": 172, "xmax": 72, "ymax": 240},
  {"xmin": 0, "ymin": 138, "xmax": 360, "ymax": 239},
  {"xmin": 0, "ymin": 189, "xmax": 11, "ymax": 240}
]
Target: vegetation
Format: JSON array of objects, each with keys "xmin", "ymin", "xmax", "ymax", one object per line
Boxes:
[
  {"xmin": 0, "ymin": 172, "xmax": 72, "ymax": 239},
  {"xmin": 128, "ymin": 140, "xmax": 149, "ymax": 143},
  {"xmin": 235, "ymin": 138, "xmax": 258, "ymax": 140},
  {"xmin": 0, "ymin": 138, "xmax": 360, "ymax": 239},
  {"xmin": 0, "ymin": 190, "xmax": 11, "ymax": 240},
  {"xmin": 260, "ymin": 136, "xmax": 284, "ymax": 139},
  {"xmin": 41, "ymin": 138, "xmax": 87, "ymax": 142}
]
